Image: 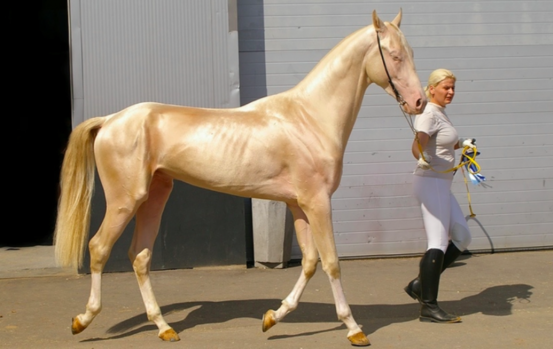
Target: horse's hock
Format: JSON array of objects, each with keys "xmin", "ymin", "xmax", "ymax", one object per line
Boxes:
[{"xmin": 252, "ymin": 199, "xmax": 295, "ymax": 268}]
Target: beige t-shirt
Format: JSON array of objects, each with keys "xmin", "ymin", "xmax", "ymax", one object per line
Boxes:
[{"xmin": 413, "ymin": 103, "xmax": 458, "ymax": 179}]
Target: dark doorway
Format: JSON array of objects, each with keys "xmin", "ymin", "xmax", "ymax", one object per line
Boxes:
[{"xmin": 2, "ymin": 0, "xmax": 71, "ymax": 246}]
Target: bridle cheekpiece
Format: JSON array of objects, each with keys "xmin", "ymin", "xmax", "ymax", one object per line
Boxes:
[{"xmin": 376, "ymin": 30, "xmax": 406, "ymax": 107}]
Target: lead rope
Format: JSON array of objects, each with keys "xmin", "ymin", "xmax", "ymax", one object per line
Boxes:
[{"xmin": 461, "ymin": 166, "xmax": 477, "ymax": 217}]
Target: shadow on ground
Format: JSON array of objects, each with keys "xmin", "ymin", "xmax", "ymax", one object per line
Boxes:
[{"xmin": 81, "ymin": 283, "xmax": 533, "ymax": 343}]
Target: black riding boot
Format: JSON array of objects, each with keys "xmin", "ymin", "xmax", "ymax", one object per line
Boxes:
[
  {"xmin": 404, "ymin": 242, "xmax": 462, "ymax": 303},
  {"xmin": 418, "ymin": 248, "xmax": 461, "ymax": 323},
  {"xmin": 442, "ymin": 242, "xmax": 463, "ymax": 271}
]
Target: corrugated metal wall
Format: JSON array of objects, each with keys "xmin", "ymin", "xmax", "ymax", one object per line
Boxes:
[
  {"xmin": 238, "ymin": 0, "xmax": 553, "ymax": 259},
  {"xmin": 70, "ymin": 0, "xmax": 239, "ymax": 126}
]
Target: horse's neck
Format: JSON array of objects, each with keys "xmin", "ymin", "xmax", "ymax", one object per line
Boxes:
[{"xmin": 293, "ymin": 27, "xmax": 374, "ymax": 151}]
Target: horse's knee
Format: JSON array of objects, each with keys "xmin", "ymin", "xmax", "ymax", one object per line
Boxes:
[
  {"xmin": 321, "ymin": 257, "xmax": 341, "ymax": 280},
  {"xmin": 303, "ymin": 263, "xmax": 317, "ymax": 279},
  {"xmin": 302, "ymin": 256, "xmax": 318, "ymax": 279}
]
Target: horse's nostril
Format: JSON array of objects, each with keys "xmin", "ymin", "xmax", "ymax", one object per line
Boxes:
[{"xmin": 416, "ymin": 98, "xmax": 422, "ymax": 108}]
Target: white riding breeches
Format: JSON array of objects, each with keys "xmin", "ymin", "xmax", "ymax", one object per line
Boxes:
[{"xmin": 413, "ymin": 176, "xmax": 472, "ymax": 252}]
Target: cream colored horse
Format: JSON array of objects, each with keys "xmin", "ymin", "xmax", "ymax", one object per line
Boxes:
[{"xmin": 55, "ymin": 9, "xmax": 425, "ymax": 346}]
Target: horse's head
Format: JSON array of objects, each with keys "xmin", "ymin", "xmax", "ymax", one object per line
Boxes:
[{"xmin": 366, "ymin": 9, "xmax": 426, "ymax": 115}]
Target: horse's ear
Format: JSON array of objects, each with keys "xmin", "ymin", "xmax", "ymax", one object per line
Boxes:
[
  {"xmin": 391, "ymin": 8, "xmax": 402, "ymax": 28},
  {"xmin": 372, "ymin": 10, "xmax": 385, "ymax": 32}
]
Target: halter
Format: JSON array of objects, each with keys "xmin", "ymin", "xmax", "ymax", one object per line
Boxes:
[
  {"xmin": 376, "ymin": 31, "xmax": 404, "ymax": 106},
  {"xmin": 376, "ymin": 30, "xmax": 417, "ymax": 133},
  {"xmin": 376, "ymin": 30, "xmax": 482, "ymax": 217}
]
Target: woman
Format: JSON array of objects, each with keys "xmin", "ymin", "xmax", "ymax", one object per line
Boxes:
[{"xmin": 405, "ymin": 68, "xmax": 475, "ymax": 323}]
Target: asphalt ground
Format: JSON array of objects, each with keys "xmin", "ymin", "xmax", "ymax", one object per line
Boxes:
[{"xmin": 1, "ymin": 246, "xmax": 551, "ymax": 348}]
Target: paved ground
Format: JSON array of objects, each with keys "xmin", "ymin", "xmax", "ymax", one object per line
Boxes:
[{"xmin": 1, "ymin": 246, "xmax": 552, "ymax": 348}]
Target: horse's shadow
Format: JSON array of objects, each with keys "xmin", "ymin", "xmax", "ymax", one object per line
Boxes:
[{"xmin": 81, "ymin": 281, "xmax": 533, "ymax": 342}]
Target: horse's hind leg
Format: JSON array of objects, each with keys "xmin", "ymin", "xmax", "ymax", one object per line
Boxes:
[
  {"xmin": 128, "ymin": 172, "xmax": 180, "ymax": 342},
  {"xmin": 263, "ymin": 203, "xmax": 319, "ymax": 331},
  {"xmin": 72, "ymin": 188, "xmax": 143, "ymax": 335}
]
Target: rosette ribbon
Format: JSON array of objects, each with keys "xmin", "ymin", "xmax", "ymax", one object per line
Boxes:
[{"xmin": 461, "ymin": 150, "xmax": 485, "ymax": 185}]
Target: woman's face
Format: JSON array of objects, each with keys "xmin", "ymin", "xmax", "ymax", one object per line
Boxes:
[{"xmin": 429, "ymin": 77, "xmax": 455, "ymax": 107}]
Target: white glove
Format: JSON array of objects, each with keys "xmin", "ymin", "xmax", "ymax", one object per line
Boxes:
[
  {"xmin": 458, "ymin": 137, "xmax": 476, "ymax": 149},
  {"xmin": 417, "ymin": 152, "xmax": 432, "ymax": 170}
]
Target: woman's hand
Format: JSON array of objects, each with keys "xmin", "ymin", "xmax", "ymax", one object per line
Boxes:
[
  {"xmin": 417, "ymin": 152, "xmax": 432, "ymax": 169},
  {"xmin": 457, "ymin": 137, "xmax": 476, "ymax": 150},
  {"xmin": 412, "ymin": 132, "xmax": 430, "ymax": 159}
]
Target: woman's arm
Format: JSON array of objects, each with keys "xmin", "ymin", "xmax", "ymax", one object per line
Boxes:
[{"xmin": 412, "ymin": 132, "xmax": 430, "ymax": 159}]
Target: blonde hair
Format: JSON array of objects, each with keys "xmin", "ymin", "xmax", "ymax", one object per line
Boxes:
[{"xmin": 424, "ymin": 68, "xmax": 456, "ymax": 99}]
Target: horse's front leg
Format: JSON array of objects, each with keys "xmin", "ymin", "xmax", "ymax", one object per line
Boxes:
[
  {"xmin": 129, "ymin": 174, "xmax": 179, "ymax": 341},
  {"xmin": 262, "ymin": 203, "xmax": 319, "ymax": 331},
  {"xmin": 304, "ymin": 194, "xmax": 369, "ymax": 347}
]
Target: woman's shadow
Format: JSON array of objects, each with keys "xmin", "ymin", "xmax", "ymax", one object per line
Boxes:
[{"xmin": 82, "ymin": 275, "xmax": 533, "ymax": 342}]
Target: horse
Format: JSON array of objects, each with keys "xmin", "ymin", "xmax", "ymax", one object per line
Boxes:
[{"xmin": 54, "ymin": 9, "xmax": 425, "ymax": 346}]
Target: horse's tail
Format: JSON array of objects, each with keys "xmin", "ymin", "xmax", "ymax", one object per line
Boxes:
[{"xmin": 54, "ymin": 116, "xmax": 106, "ymax": 269}]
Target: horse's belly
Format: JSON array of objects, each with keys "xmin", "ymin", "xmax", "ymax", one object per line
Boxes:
[{"xmin": 158, "ymin": 144, "xmax": 296, "ymax": 201}]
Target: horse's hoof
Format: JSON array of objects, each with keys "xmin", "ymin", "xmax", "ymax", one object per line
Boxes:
[
  {"xmin": 71, "ymin": 317, "xmax": 86, "ymax": 335},
  {"xmin": 159, "ymin": 328, "xmax": 180, "ymax": 342},
  {"xmin": 348, "ymin": 331, "xmax": 370, "ymax": 347},
  {"xmin": 262, "ymin": 309, "xmax": 276, "ymax": 332}
]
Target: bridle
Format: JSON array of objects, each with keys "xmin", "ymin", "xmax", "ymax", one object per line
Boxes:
[
  {"xmin": 376, "ymin": 30, "xmax": 405, "ymax": 107},
  {"xmin": 376, "ymin": 30, "xmax": 416, "ymax": 132}
]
